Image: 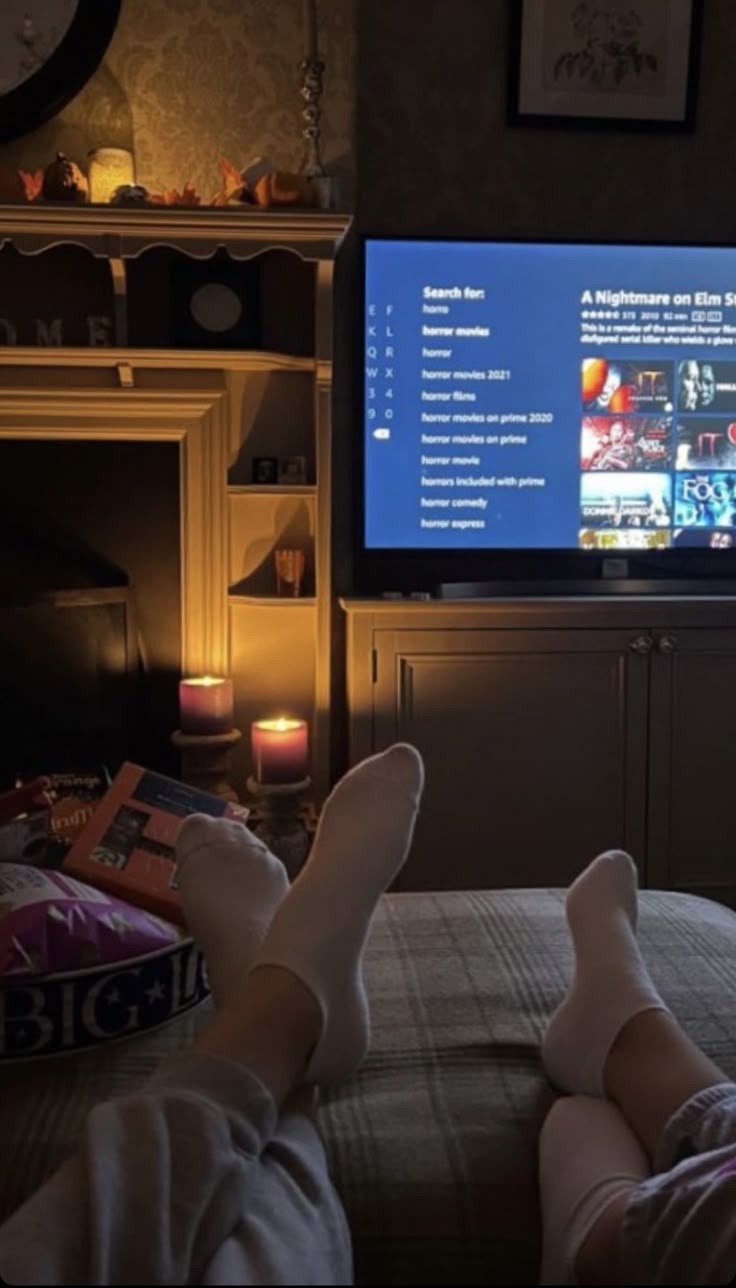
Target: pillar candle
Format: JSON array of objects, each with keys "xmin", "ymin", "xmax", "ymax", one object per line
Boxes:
[
  {"xmin": 88, "ymin": 147, "xmax": 135, "ymax": 203},
  {"xmin": 303, "ymin": 0, "xmax": 318, "ymax": 60},
  {"xmin": 251, "ymin": 718, "xmax": 309, "ymax": 785},
  {"xmin": 179, "ymin": 677, "xmax": 234, "ymax": 735}
]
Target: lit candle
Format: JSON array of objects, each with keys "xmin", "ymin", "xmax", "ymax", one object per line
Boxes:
[
  {"xmin": 303, "ymin": 0, "xmax": 318, "ymax": 60},
  {"xmin": 179, "ymin": 677, "xmax": 234, "ymax": 736},
  {"xmin": 252, "ymin": 718, "xmax": 309, "ymax": 785},
  {"xmin": 88, "ymin": 147, "xmax": 135, "ymax": 203}
]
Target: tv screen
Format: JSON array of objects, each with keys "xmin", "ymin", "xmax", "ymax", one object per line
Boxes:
[{"xmin": 363, "ymin": 237, "xmax": 736, "ymax": 561}]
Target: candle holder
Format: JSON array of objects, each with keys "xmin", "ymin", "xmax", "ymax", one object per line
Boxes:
[
  {"xmin": 172, "ymin": 729, "xmax": 242, "ymax": 803},
  {"xmin": 246, "ymin": 776, "xmax": 315, "ymax": 880},
  {"xmin": 299, "ymin": 55, "xmax": 327, "ymax": 180}
]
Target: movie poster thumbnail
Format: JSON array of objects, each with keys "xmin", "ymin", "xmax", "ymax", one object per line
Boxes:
[
  {"xmin": 580, "ymin": 473, "xmax": 672, "ymax": 529},
  {"xmin": 675, "ymin": 418, "xmax": 736, "ymax": 470},
  {"xmin": 581, "ymin": 417, "xmax": 671, "ymax": 472},
  {"xmin": 676, "ymin": 360, "xmax": 736, "ymax": 414},
  {"xmin": 673, "ymin": 527, "xmax": 735, "ymax": 549},
  {"xmin": 582, "ymin": 359, "xmax": 673, "ymax": 414},
  {"xmin": 579, "ymin": 529, "xmax": 671, "ymax": 551},
  {"xmin": 674, "ymin": 472, "xmax": 736, "ymax": 528}
]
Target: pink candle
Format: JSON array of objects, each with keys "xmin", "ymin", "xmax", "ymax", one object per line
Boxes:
[
  {"xmin": 252, "ymin": 718, "xmax": 309, "ymax": 785},
  {"xmin": 179, "ymin": 677, "xmax": 234, "ymax": 735}
]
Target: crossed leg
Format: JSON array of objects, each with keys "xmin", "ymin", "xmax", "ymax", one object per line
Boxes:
[
  {"xmin": 0, "ymin": 743, "xmax": 424, "ymax": 1286},
  {"xmin": 539, "ymin": 852, "xmax": 734, "ymax": 1285}
]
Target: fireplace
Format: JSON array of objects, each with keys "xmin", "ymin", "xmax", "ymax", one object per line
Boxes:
[
  {"xmin": 0, "ymin": 374, "xmax": 230, "ymax": 788},
  {"xmin": 0, "ymin": 438, "xmax": 180, "ymax": 783}
]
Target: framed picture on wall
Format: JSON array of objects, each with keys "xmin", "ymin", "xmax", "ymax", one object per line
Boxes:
[{"xmin": 508, "ymin": 0, "xmax": 703, "ymax": 131}]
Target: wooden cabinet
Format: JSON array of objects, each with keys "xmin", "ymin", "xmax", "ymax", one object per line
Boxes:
[
  {"xmin": 648, "ymin": 628, "xmax": 736, "ymax": 904},
  {"xmin": 344, "ymin": 599, "xmax": 736, "ymax": 901}
]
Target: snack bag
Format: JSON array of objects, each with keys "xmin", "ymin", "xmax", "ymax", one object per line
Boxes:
[{"xmin": 0, "ymin": 862, "xmax": 182, "ymax": 978}]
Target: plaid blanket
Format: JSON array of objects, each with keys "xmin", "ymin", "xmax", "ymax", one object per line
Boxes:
[{"xmin": 2, "ymin": 888, "xmax": 736, "ymax": 1285}]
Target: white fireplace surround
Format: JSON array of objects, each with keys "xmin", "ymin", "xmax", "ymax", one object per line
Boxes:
[{"xmin": 0, "ymin": 379, "xmax": 230, "ymax": 677}]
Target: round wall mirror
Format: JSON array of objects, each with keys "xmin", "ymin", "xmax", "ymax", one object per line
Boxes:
[{"xmin": 0, "ymin": 1, "xmax": 122, "ymax": 144}]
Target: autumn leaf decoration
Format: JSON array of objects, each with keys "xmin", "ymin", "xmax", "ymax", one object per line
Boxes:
[
  {"xmin": 210, "ymin": 157, "xmax": 244, "ymax": 207},
  {"xmin": 150, "ymin": 182, "xmax": 202, "ymax": 207},
  {"xmin": 18, "ymin": 169, "xmax": 43, "ymax": 202}
]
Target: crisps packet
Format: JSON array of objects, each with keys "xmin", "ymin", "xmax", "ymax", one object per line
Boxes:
[{"xmin": 0, "ymin": 862, "xmax": 182, "ymax": 978}]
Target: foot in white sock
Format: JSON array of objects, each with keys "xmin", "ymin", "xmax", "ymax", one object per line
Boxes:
[
  {"xmin": 539, "ymin": 1095, "xmax": 650, "ymax": 1285},
  {"xmin": 176, "ymin": 815, "xmax": 289, "ymax": 1007},
  {"xmin": 252, "ymin": 742, "xmax": 425, "ymax": 1085},
  {"xmin": 542, "ymin": 850, "xmax": 668, "ymax": 1096}
]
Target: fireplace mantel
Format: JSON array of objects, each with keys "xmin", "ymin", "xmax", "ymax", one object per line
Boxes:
[
  {"xmin": 0, "ymin": 204, "xmax": 348, "ymax": 796},
  {"xmin": 0, "ymin": 203, "xmax": 350, "ymax": 262},
  {"xmin": 0, "ymin": 383, "xmax": 230, "ymax": 678}
]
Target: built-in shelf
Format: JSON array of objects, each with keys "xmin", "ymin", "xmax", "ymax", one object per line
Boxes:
[
  {"xmin": 229, "ymin": 594, "xmax": 317, "ymax": 605},
  {"xmin": 228, "ymin": 484, "xmax": 317, "ymax": 496},
  {"xmin": 0, "ymin": 346, "xmax": 317, "ymax": 374}
]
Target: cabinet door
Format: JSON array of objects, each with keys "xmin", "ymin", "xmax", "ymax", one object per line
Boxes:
[
  {"xmin": 648, "ymin": 628, "xmax": 736, "ymax": 903},
  {"xmin": 373, "ymin": 629, "xmax": 649, "ymax": 891}
]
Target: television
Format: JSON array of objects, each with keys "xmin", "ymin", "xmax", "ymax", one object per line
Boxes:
[{"xmin": 357, "ymin": 236, "xmax": 736, "ymax": 595}]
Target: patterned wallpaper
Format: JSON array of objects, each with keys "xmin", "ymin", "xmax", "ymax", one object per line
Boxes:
[
  {"xmin": 356, "ymin": 0, "xmax": 736, "ymax": 243},
  {"xmin": 0, "ymin": 0, "xmax": 355, "ymax": 204}
]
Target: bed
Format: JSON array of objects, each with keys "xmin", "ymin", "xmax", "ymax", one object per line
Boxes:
[{"xmin": 1, "ymin": 888, "xmax": 736, "ymax": 1285}]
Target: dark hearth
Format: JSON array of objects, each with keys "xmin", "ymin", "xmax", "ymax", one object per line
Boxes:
[{"xmin": 0, "ymin": 440, "xmax": 181, "ymax": 787}]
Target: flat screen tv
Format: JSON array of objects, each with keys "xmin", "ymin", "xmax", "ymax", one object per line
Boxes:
[{"xmin": 357, "ymin": 236, "xmax": 736, "ymax": 595}]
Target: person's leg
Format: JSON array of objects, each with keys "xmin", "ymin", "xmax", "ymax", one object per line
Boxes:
[
  {"xmin": 0, "ymin": 744, "xmax": 424, "ymax": 1286},
  {"xmin": 175, "ymin": 811, "xmax": 289, "ymax": 1007},
  {"xmin": 603, "ymin": 1009, "xmax": 728, "ymax": 1159},
  {"xmin": 0, "ymin": 966, "xmax": 328, "ymax": 1287},
  {"xmin": 538, "ymin": 1096, "xmax": 649, "ymax": 1286},
  {"xmin": 540, "ymin": 849, "xmax": 735, "ymax": 1285},
  {"xmin": 542, "ymin": 849, "xmax": 731, "ymax": 1152}
]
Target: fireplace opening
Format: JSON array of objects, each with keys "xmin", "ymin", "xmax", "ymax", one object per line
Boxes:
[{"xmin": 0, "ymin": 439, "xmax": 181, "ymax": 788}]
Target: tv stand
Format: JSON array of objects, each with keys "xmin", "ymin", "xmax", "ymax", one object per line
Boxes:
[
  {"xmin": 342, "ymin": 593, "xmax": 736, "ymax": 905},
  {"xmin": 436, "ymin": 579, "xmax": 736, "ymax": 599}
]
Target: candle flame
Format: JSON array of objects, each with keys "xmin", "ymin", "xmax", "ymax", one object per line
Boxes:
[{"xmin": 256, "ymin": 718, "xmax": 304, "ymax": 732}]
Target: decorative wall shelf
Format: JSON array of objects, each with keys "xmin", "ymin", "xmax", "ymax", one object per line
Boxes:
[{"xmin": 0, "ymin": 204, "xmax": 351, "ymax": 262}]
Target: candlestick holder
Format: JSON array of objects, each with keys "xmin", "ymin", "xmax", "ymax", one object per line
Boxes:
[
  {"xmin": 172, "ymin": 729, "xmax": 242, "ymax": 803},
  {"xmin": 299, "ymin": 55, "xmax": 327, "ymax": 180},
  {"xmin": 246, "ymin": 776, "xmax": 315, "ymax": 880}
]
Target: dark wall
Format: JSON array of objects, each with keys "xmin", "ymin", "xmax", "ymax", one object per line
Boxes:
[{"xmin": 355, "ymin": 0, "xmax": 736, "ymax": 241}]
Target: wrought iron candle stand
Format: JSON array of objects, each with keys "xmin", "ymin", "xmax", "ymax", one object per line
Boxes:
[
  {"xmin": 246, "ymin": 775, "xmax": 316, "ymax": 880},
  {"xmin": 172, "ymin": 729, "xmax": 242, "ymax": 803},
  {"xmin": 299, "ymin": 53, "xmax": 334, "ymax": 208}
]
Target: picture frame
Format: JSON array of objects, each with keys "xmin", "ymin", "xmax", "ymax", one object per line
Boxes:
[
  {"xmin": 252, "ymin": 457, "xmax": 279, "ymax": 485},
  {"xmin": 507, "ymin": 0, "xmax": 703, "ymax": 132},
  {"xmin": 278, "ymin": 455, "xmax": 309, "ymax": 485}
]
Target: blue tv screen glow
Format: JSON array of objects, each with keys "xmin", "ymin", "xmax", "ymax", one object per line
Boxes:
[{"xmin": 363, "ymin": 238, "xmax": 736, "ymax": 553}]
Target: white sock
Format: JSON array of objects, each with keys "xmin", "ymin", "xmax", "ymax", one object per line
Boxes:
[
  {"xmin": 175, "ymin": 815, "xmax": 289, "ymax": 1007},
  {"xmin": 252, "ymin": 743, "xmax": 425, "ymax": 1085},
  {"xmin": 542, "ymin": 850, "xmax": 668, "ymax": 1096},
  {"xmin": 539, "ymin": 1095, "xmax": 650, "ymax": 1285}
]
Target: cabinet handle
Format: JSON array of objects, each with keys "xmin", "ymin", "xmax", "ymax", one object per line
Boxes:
[
  {"xmin": 629, "ymin": 635, "xmax": 653, "ymax": 655},
  {"xmin": 658, "ymin": 634, "xmax": 678, "ymax": 654}
]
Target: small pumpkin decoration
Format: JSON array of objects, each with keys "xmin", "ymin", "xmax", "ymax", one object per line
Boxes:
[{"xmin": 41, "ymin": 152, "xmax": 89, "ymax": 204}]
